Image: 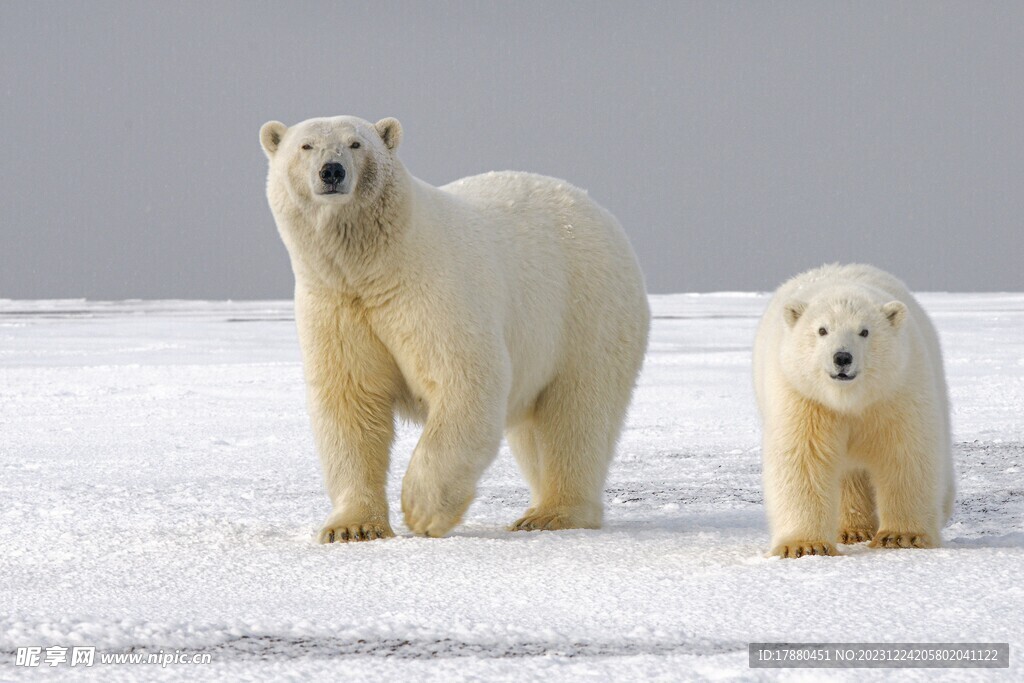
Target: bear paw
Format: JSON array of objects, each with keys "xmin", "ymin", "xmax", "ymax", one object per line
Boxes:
[
  {"xmin": 509, "ymin": 507, "xmax": 600, "ymax": 532},
  {"xmin": 400, "ymin": 479, "xmax": 473, "ymax": 538},
  {"xmin": 771, "ymin": 540, "xmax": 838, "ymax": 558},
  {"xmin": 869, "ymin": 530, "xmax": 935, "ymax": 549},
  {"xmin": 318, "ymin": 513, "xmax": 394, "ymax": 544},
  {"xmin": 839, "ymin": 528, "xmax": 875, "ymax": 544}
]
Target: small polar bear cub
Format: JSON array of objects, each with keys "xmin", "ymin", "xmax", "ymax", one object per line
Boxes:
[
  {"xmin": 259, "ymin": 115, "xmax": 650, "ymax": 542},
  {"xmin": 753, "ymin": 263, "xmax": 954, "ymax": 558}
]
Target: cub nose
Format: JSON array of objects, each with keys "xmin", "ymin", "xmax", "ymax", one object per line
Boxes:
[
  {"xmin": 319, "ymin": 162, "xmax": 346, "ymax": 185},
  {"xmin": 833, "ymin": 351, "xmax": 853, "ymax": 368}
]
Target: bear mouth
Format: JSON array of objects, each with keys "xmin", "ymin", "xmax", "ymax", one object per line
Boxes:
[{"xmin": 831, "ymin": 372, "xmax": 857, "ymax": 382}]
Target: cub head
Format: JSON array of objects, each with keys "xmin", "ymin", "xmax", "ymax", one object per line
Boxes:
[
  {"xmin": 780, "ymin": 292, "xmax": 909, "ymax": 413},
  {"xmin": 259, "ymin": 115, "xmax": 402, "ymax": 208}
]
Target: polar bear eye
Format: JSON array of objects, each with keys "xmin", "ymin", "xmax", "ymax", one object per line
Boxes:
[
  {"xmin": 818, "ymin": 327, "xmax": 828, "ymax": 336},
  {"xmin": 859, "ymin": 329, "xmax": 869, "ymax": 338},
  {"xmin": 301, "ymin": 144, "xmax": 313, "ymax": 151},
  {"xmin": 350, "ymin": 141, "xmax": 361, "ymax": 149}
]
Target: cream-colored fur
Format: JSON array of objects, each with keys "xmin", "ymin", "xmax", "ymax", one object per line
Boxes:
[
  {"xmin": 753, "ymin": 263, "xmax": 954, "ymax": 557},
  {"xmin": 260, "ymin": 115, "xmax": 649, "ymax": 542}
]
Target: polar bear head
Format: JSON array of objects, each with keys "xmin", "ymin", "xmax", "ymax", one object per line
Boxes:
[
  {"xmin": 260, "ymin": 115, "xmax": 402, "ymax": 209},
  {"xmin": 779, "ymin": 290, "xmax": 909, "ymax": 413}
]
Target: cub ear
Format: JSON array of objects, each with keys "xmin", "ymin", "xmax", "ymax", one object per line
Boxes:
[
  {"xmin": 783, "ymin": 301, "xmax": 807, "ymax": 328},
  {"xmin": 882, "ymin": 301, "xmax": 907, "ymax": 329},
  {"xmin": 375, "ymin": 117, "xmax": 402, "ymax": 151},
  {"xmin": 260, "ymin": 121, "xmax": 287, "ymax": 158}
]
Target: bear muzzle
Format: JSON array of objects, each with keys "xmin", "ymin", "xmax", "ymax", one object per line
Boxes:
[
  {"xmin": 831, "ymin": 350, "xmax": 858, "ymax": 381},
  {"xmin": 317, "ymin": 162, "xmax": 348, "ymax": 195}
]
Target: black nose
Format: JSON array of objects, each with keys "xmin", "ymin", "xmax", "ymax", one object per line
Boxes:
[
  {"xmin": 833, "ymin": 351, "xmax": 853, "ymax": 367},
  {"xmin": 319, "ymin": 162, "xmax": 346, "ymax": 185}
]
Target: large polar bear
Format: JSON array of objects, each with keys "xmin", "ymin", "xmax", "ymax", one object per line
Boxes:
[
  {"xmin": 753, "ymin": 263, "xmax": 954, "ymax": 558},
  {"xmin": 259, "ymin": 115, "xmax": 650, "ymax": 542}
]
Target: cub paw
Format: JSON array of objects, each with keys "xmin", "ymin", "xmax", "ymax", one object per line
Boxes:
[
  {"xmin": 839, "ymin": 528, "xmax": 875, "ymax": 544},
  {"xmin": 771, "ymin": 540, "xmax": 838, "ymax": 558},
  {"xmin": 869, "ymin": 530, "xmax": 935, "ymax": 549}
]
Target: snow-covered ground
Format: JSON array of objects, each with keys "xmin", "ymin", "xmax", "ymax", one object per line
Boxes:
[{"xmin": 1, "ymin": 294, "xmax": 1021, "ymax": 681}]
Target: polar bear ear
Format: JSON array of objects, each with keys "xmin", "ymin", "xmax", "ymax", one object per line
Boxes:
[
  {"xmin": 882, "ymin": 301, "xmax": 907, "ymax": 329},
  {"xmin": 374, "ymin": 118, "xmax": 402, "ymax": 151},
  {"xmin": 260, "ymin": 121, "xmax": 288, "ymax": 159},
  {"xmin": 783, "ymin": 301, "xmax": 806, "ymax": 328}
]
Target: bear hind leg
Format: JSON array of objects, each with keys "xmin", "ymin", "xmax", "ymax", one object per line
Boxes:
[
  {"xmin": 510, "ymin": 371, "xmax": 628, "ymax": 532},
  {"xmin": 508, "ymin": 420, "xmax": 544, "ymax": 517},
  {"xmin": 838, "ymin": 470, "xmax": 878, "ymax": 544}
]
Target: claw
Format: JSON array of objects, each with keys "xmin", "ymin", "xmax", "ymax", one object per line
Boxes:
[
  {"xmin": 319, "ymin": 520, "xmax": 394, "ymax": 544},
  {"xmin": 870, "ymin": 530, "xmax": 934, "ymax": 550},
  {"xmin": 773, "ymin": 540, "xmax": 838, "ymax": 558}
]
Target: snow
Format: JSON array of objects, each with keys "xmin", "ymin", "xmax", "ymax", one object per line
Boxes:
[{"xmin": 1, "ymin": 295, "xmax": 1021, "ymax": 681}]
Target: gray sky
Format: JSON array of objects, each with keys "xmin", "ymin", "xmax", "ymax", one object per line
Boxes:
[{"xmin": 1, "ymin": 1, "xmax": 1022, "ymax": 299}]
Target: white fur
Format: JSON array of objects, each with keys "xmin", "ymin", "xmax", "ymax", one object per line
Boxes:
[
  {"xmin": 753, "ymin": 263, "xmax": 954, "ymax": 557},
  {"xmin": 260, "ymin": 115, "xmax": 650, "ymax": 541}
]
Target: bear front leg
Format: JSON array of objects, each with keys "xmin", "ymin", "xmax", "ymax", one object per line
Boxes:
[
  {"xmin": 762, "ymin": 403, "xmax": 846, "ymax": 558},
  {"xmin": 310, "ymin": 391, "xmax": 396, "ymax": 544},
  {"xmin": 861, "ymin": 410, "xmax": 942, "ymax": 549},
  {"xmin": 765, "ymin": 455, "xmax": 841, "ymax": 557},
  {"xmin": 296, "ymin": 292, "xmax": 400, "ymax": 543},
  {"xmin": 401, "ymin": 396, "xmax": 505, "ymax": 538},
  {"xmin": 868, "ymin": 459, "xmax": 941, "ymax": 549}
]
